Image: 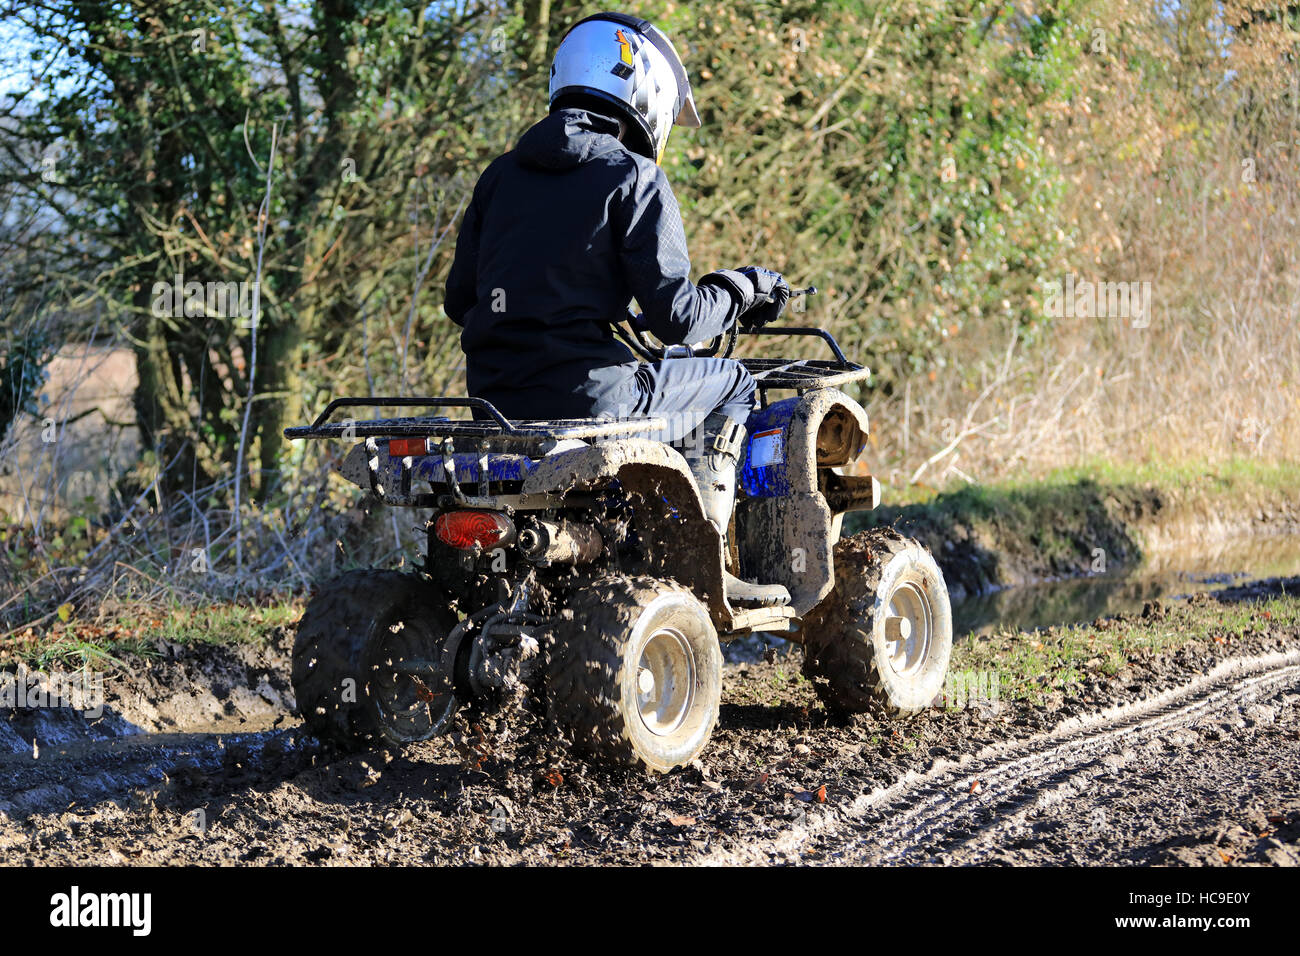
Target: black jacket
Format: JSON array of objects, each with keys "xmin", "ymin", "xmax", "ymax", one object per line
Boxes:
[{"xmin": 443, "ymin": 108, "xmax": 738, "ymax": 420}]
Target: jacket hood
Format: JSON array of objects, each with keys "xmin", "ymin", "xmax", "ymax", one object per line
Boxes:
[{"xmin": 515, "ymin": 108, "xmax": 626, "ymax": 171}]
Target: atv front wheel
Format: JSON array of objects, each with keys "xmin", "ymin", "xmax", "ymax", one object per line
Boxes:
[
  {"xmin": 546, "ymin": 576, "xmax": 722, "ymax": 772},
  {"xmin": 801, "ymin": 529, "xmax": 952, "ymax": 717},
  {"xmin": 292, "ymin": 570, "xmax": 459, "ymax": 751}
]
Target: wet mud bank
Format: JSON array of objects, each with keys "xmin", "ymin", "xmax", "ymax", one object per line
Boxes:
[
  {"xmin": 850, "ymin": 471, "xmax": 1300, "ymax": 601},
  {"xmin": 0, "ymin": 626, "xmax": 308, "ymax": 827},
  {"xmin": 1, "ymin": 626, "xmax": 297, "ymax": 757},
  {"xmin": 951, "ymin": 534, "xmax": 1300, "ymax": 637}
]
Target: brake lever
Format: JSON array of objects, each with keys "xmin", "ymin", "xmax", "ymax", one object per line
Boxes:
[{"xmin": 754, "ymin": 284, "xmax": 817, "ymax": 305}]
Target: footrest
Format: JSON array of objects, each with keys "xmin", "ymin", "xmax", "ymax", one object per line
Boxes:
[{"xmin": 726, "ymin": 605, "xmax": 798, "ymax": 636}]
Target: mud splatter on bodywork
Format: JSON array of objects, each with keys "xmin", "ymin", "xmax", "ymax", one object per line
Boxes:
[{"xmin": 737, "ymin": 389, "xmax": 876, "ymax": 623}]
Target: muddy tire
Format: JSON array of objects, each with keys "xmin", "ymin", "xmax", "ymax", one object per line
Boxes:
[
  {"xmin": 292, "ymin": 570, "xmax": 459, "ymax": 751},
  {"xmin": 546, "ymin": 576, "xmax": 722, "ymax": 772},
  {"xmin": 801, "ymin": 528, "xmax": 952, "ymax": 717}
]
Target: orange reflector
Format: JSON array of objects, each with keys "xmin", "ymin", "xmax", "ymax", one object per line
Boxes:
[
  {"xmin": 434, "ymin": 511, "xmax": 513, "ymax": 550},
  {"xmin": 388, "ymin": 437, "xmax": 430, "ymax": 457}
]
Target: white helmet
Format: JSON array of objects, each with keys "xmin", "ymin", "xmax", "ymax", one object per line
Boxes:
[{"xmin": 549, "ymin": 12, "xmax": 701, "ymax": 164}]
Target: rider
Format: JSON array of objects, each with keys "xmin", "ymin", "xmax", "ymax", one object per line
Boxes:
[{"xmin": 444, "ymin": 12, "xmax": 790, "ymax": 607}]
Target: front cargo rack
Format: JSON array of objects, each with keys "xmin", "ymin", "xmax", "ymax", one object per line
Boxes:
[
  {"xmin": 284, "ymin": 396, "xmax": 667, "ymax": 444},
  {"xmin": 737, "ymin": 328, "xmax": 871, "ymax": 396}
]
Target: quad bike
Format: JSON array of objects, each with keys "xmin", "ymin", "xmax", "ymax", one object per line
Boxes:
[{"xmin": 284, "ymin": 311, "xmax": 953, "ymax": 772}]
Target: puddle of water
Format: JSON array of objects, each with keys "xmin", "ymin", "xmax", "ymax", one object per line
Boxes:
[{"xmin": 953, "ymin": 532, "xmax": 1300, "ymax": 637}]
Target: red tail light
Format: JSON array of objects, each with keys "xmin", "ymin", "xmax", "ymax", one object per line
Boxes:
[
  {"xmin": 388, "ymin": 437, "xmax": 431, "ymax": 457},
  {"xmin": 434, "ymin": 511, "xmax": 514, "ymax": 550}
]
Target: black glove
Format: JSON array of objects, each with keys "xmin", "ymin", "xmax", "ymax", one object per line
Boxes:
[
  {"xmin": 699, "ymin": 266, "xmax": 791, "ymax": 331},
  {"xmin": 736, "ymin": 266, "xmax": 791, "ymax": 330}
]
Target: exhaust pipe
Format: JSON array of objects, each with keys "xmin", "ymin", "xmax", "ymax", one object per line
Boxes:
[{"xmin": 517, "ymin": 518, "xmax": 603, "ymax": 565}]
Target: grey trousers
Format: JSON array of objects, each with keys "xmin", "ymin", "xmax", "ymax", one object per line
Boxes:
[{"xmin": 591, "ymin": 357, "xmax": 757, "ymax": 446}]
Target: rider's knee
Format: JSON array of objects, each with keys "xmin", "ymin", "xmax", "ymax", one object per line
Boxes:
[{"xmin": 730, "ymin": 360, "xmax": 757, "ymax": 404}]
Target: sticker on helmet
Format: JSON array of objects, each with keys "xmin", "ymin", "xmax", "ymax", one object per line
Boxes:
[
  {"xmin": 615, "ymin": 29, "xmax": 634, "ymax": 64},
  {"xmin": 749, "ymin": 428, "xmax": 784, "ymax": 468},
  {"xmin": 611, "ymin": 28, "xmax": 634, "ymax": 78}
]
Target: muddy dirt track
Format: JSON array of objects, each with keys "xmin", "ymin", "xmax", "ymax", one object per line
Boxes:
[{"xmin": 2, "ymin": 579, "xmax": 1299, "ymax": 866}]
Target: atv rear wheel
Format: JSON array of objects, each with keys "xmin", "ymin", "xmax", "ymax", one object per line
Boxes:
[
  {"xmin": 546, "ymin": 576, "xmax": 722, "ymax": 772},
  {"xmin": 801, "ymin": 529, "xmax": 952, "ymax": 717},
  {"xmin": 292, "ymin": 570, "xmax": 459, "ymax": 751}
]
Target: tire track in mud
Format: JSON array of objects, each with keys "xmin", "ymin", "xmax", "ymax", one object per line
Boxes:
[
  {"xmin": 0, "ymin": 729, "xmax": 317, "ymax": 820},
  {"xmin": 693, "ymin": 650, "xmax": 1300, "ymax": 866}
]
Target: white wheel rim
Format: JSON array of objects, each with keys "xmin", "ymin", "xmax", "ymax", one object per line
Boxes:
[
  {"xmin": 636, "ymin": 627, "xmax": 696, "ymax": 736},
  {"xmin": 372, "ymin": 616, "xmax": 452, "ymax": 740},
  {"xmin": 883, "ymin": 581, "xmax": 933, "ymax": 676}
]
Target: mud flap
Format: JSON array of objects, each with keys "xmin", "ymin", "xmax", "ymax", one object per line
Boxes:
[{"xmin": 735, "ymin": 491, "xmax": 835, "ymax": 620}]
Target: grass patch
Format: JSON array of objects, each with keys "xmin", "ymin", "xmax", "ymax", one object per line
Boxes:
[
  {"xmin": 950, "ymin": 591, "xmax": 1300, "ymax": 706},
  {"xmin": 1035, "ymin": 456, "xmax": 1300, "ymax": 495},
  {"xmin": 138, "ymin": 601, "xmax": 301, "ymax": 647},
  {"xmin": 0, "ymin": 599, "xmax": 302, "ymax": 671}
]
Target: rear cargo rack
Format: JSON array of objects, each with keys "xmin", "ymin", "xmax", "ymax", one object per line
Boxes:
[{"xmin": 284, "ymin": 396, "xmax": 667, "ymax": 444}]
